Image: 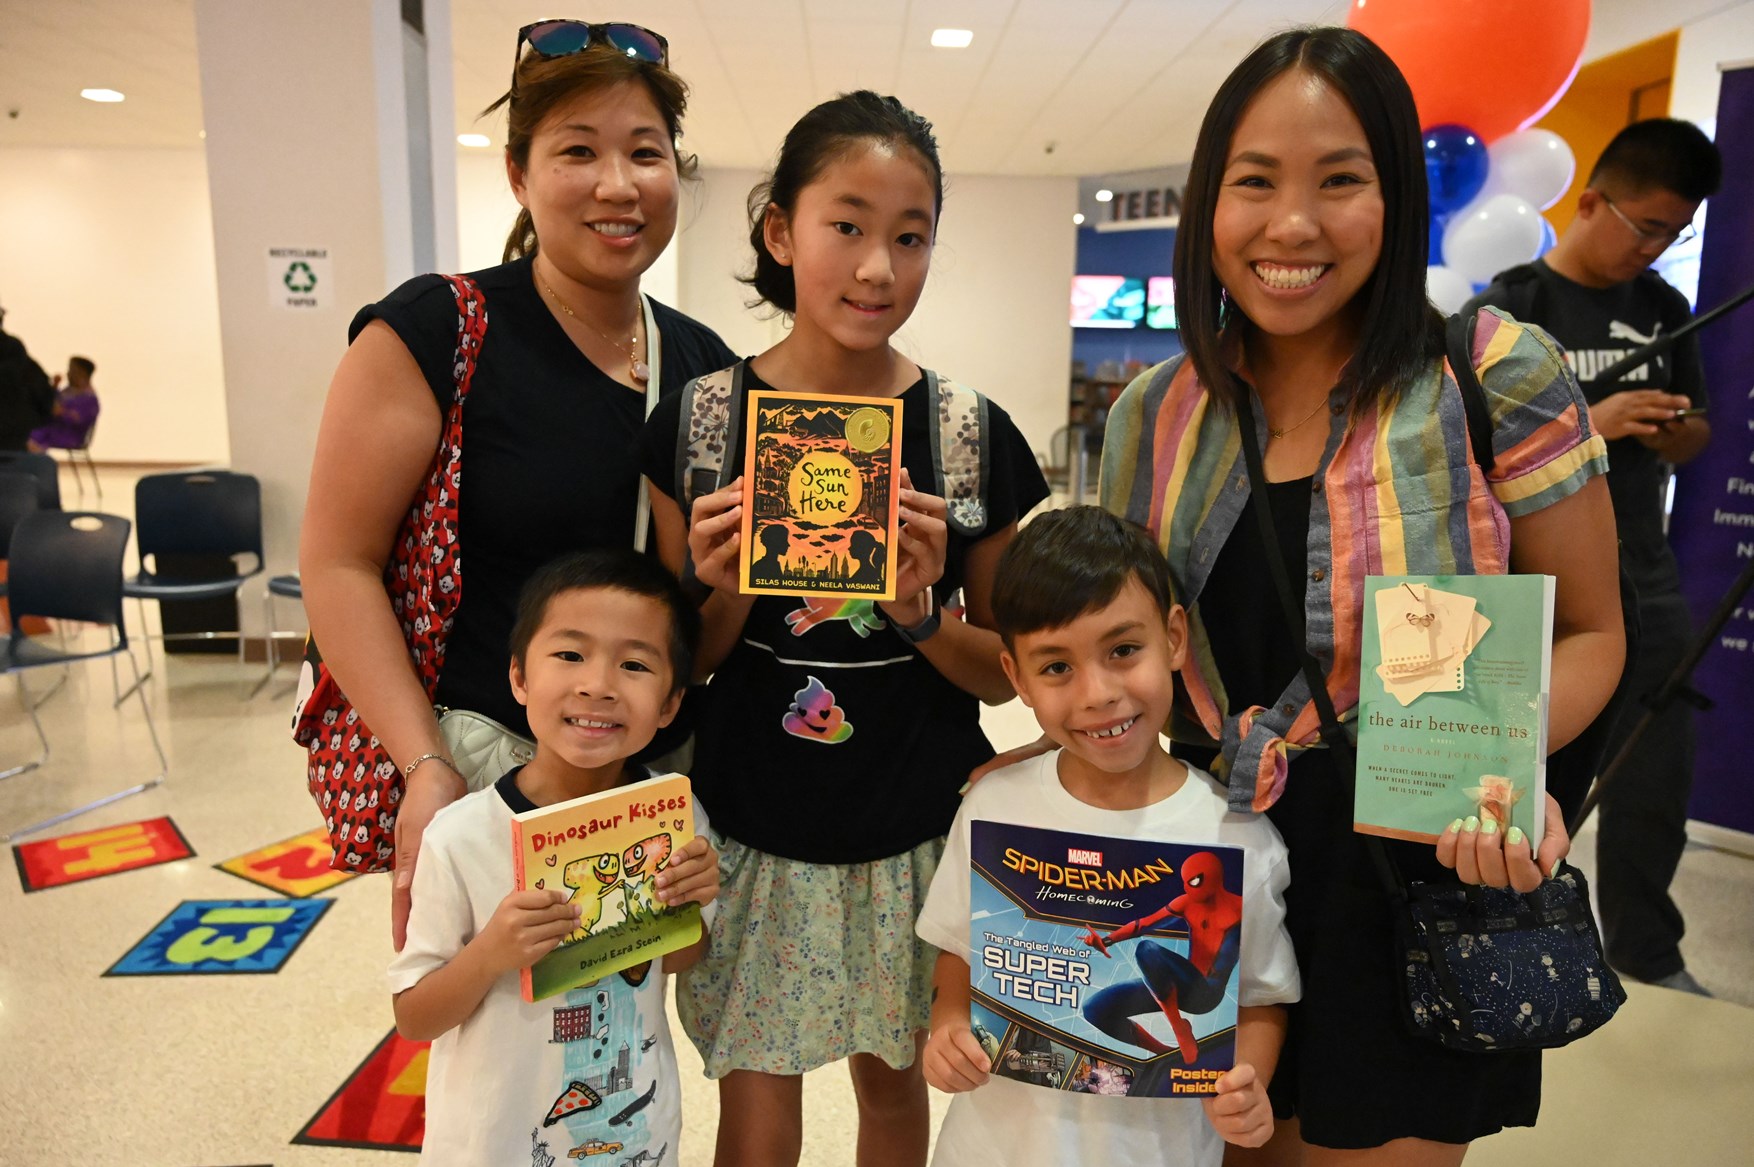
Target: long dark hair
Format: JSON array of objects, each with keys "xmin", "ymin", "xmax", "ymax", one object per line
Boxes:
[
  {"xmin": 1174, "ymin": 26, "xmax": 1442, "ymax": 414},
  {"xmin": 482, "ymin": 48, "xmax": 696, "ymax": 263},
  {"xmin": 744, "ymin": 90, "xmax": 944, "ymax": 314}
]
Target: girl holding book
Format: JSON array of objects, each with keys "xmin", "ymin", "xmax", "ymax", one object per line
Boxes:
[{"xmin": 638, "ymin": 91, "xmax": 1048, "ymax": 1166}]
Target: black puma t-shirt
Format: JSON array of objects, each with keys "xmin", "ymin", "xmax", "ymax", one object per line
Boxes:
[{"xmin": 1467, "ymin": 260, "xmax": 1704, "ymax": 595}]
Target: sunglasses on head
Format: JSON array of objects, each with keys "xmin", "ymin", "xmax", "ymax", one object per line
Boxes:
[{"xmin": 514, "ymin": 20, "xmax": 669, "ymax": 72}]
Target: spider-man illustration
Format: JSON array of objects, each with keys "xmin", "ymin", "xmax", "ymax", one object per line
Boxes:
[{"xmin": 1079, "ymin": 850, "xmax": 1242, "ymax": 1063}]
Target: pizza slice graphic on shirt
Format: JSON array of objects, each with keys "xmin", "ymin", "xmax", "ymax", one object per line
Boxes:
[{"xmin": 543, "ymin": 1081, "xmax": 603, "ymax": 1127}]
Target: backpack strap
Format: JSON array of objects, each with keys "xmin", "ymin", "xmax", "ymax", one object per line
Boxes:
[
  {"xmin": 923, "ymin": 368, "xmax": 989, "ymax": 537},
  {"xmin": 1446, "ymin": 311, "xmax": 1496, "ymax": 474},
  {"xmin": 674, "ymin": 362, "xmax": 745, "ymax": 512}
]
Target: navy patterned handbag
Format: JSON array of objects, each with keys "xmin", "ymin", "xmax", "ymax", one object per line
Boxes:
[{"xmin": 1395, "ymin": 860, "xmax": 1624, "ymax": 1051}]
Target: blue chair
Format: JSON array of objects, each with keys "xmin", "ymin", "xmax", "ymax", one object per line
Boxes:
[
  {"xmin": 1, "ymin": 510, "xmax": 166, "ymax": 842},
  {"xmin": 251, "ymin": 572, "xmax": 305, "ymax": 698},
  {"xmin": 121, "ymin": 470, "xmax": 264, "ymax": 694},
  {"xmin": 0, "ymin": 451, "xmax": 61, "ymax": 510},
  {"xmin": 0, "ymin": 472, "xmax": 37, "ymax": 560}
]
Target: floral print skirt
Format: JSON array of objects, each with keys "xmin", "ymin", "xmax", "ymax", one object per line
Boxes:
[{"xmin": 676, "ymin": 829, "xmax": 943, "ymax": 1078}]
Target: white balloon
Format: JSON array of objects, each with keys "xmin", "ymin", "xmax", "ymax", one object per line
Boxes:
[
  {"xmin": 1483, "ymin": 129, "xmax": 1576, "ymax": 211},
  {"xmin": 1426, "ymin": 265, "xmax": 1476, "ymax": 315},
  {"xmin": 1443, "ymin": 194, "xmax": 1546, "ymax": 286}
]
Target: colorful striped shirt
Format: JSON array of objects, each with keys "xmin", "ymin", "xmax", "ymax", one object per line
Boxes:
[{"xmin": 1100, "ymin": 307, "xmax": 1609, "ymax": 813}]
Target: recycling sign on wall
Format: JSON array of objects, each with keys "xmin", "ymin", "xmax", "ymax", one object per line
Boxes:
[{"xmin": 267, "ymin": 246, "xmax": 331, "ymax": 310}]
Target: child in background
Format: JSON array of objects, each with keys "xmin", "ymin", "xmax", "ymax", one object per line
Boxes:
[
  {"xmin": 639, "ymin": 91, "xmax": 1049, "ymax": 1165},
  {"xmin": 915, "ymin": 507, "xmax": 1299, "ymax": 1166},
  {"xmin": 27, "ymin": 355, "xmax": 99, "ymax": 453},
  {"xmin": 388, "ymin": 549, "xmax": 720, "ymax": 1166}
]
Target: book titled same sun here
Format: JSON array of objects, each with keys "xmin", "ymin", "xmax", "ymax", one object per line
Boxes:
[
  {"xmin": 739, "ymin": 390, "xmax": 903, "ymax": 602},
  {"xmin": 509, "ymin": 772, "xmax": 701, "ymax": 1003}
]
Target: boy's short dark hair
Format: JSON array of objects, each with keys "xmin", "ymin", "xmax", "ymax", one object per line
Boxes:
[
  {"xmin": 69, "ymin": 356, "xmax": 95, "ymax": 376},
  {"xmin": 1589, "ymin": 118, "xmax": 1722, "ymax": 203},
  {"xmin": 992, "ymin": 507, "xmax": 1175, "ymax": 649},
  {"xmin": 510, "ymin": 549, "xmax": 700, "ymax": 694}
]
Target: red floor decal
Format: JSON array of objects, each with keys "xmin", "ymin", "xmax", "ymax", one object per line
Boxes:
[
  {"xmin": 292, "ymin": 1029, "xmax": 428, "ymax": 1152},
  {"xmin": 12, "ymin": 817, "xmax": 193, "ymax": 892},
  {"xmin": 214, "ymin": 827, "xmax": 357, "ymax": 897}
]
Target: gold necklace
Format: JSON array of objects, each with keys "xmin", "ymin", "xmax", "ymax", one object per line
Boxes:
[
  {"xmin": 541, "ymin": 278, "xmax": 649, "ymax": 383},
  {"xmin": 1267, "ymin": 394, "xmax": 1330, "ymax": 439}
]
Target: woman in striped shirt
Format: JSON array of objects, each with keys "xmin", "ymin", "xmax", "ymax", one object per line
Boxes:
[{"xmin": 1094, "ymin": 27, "xmax": 1623, "ymax": 1165}]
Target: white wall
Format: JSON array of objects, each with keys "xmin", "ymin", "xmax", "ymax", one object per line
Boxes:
[
  {"xmin": 0, "ymin": 146, "xmax": 228, "ymax": 465},
  {"xmin": 1673, "ymin": 3, "xmax": 1754, "ymax": 127}
]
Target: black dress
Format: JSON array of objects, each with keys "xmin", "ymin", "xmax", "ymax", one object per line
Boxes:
[{"xmin": 1185, "ymin": 477, "xmax": 1541, "ymax": 1149}]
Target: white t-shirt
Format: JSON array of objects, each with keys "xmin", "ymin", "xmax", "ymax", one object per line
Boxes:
[
  {"xmin": 388, "ymin": 773, "xmax": 713, "ymax": 1167},
  {"xmin": 916, "ymin": 751, "xmax": 1299, "ymax": 1167}
]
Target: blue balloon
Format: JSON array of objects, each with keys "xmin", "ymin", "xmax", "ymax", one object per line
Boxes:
[
  {"xmin": 1429, "ymin": 211, "xmax": 1449, "ymax": 266},
  {"xmin": 1424, "ymin": 124, "xmax": 1490, "ymax": 214},
  {"xmin": 1537, "ymin": 216, "xmax": 1557, "ymax": 256}
]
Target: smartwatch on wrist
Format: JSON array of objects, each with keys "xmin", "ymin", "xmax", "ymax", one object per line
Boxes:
[{"xmin": 893, "ymin": 593, "xmax": 941, "ymax": 644}]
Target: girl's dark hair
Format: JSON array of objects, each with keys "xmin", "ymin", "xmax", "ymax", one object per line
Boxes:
[
  {"xmin": 744, "ymin": 90, "xmax": 944, "ymax": 314},
  {"xmin": 1175, "ymin": 26, "xmax": 1442, "ymax": 415},
  {"xmin": 510, "ymin": 549, "xmax": 700, "ymax": 696},
  {"xmin": 483, "ymin": 47, "xmax": 696, "ymax": 263},
  {"xmin": 991, "ymin": 507, "xmax": 1175, "ymax": 651}
]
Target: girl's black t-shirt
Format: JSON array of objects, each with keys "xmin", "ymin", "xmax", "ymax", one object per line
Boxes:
[
  {"xmin": 349, "ymin": 254, "xmax": 736, "ymax": 736},
  {"xmin": 638, "ymin": 364, "xmax": 1050, "ymax": 863}
]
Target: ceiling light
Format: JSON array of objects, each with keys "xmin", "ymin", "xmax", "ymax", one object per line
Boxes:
[
  {"xmin": 1073, "ymin": 213, "xmax": 1085, "ymax": 225},
  {"xmin": 1094, "ymin": 189, "xmax": 1114, "ymax": 202},
  {"xmin": 457, "ymin": 133, "xmax": 491, "ymax": 148},
  {"xmin": 930, "ymin": 29, "xmax": 973, "ymax": 48},
  {"xmin": 80, "ymin": 88, "xmax": 125, "ymax": 103}
]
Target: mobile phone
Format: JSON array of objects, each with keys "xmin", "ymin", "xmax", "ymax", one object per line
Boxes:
[{"xmin": 1672, "ymin": 406, "xmax": 1708, "ymax": 419}]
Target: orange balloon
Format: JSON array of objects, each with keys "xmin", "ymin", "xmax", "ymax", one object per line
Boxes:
[{"xmin": 1346, "ymin": 0, "xmax": 1591, "ymax": 142}]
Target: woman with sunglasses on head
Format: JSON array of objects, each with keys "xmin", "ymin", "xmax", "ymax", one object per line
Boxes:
[
  {"xmin": 1087, "ymin": 28, "xmax": 1626, "ymax": 1164},
  {"xmin": 300, "ymin": 21, "xmax": 735, "ymax": 952}
]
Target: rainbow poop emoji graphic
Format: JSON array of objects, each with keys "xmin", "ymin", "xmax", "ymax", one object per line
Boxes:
[{"xmin": 782, "ymin": 676, "xmax": 854, "ymax": 743}]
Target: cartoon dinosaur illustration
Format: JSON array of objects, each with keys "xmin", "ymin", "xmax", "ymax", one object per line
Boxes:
[
  {"xmin": 561, "ymin": 852, "xmax": 624, "ymax": 943},
  {"xmin": 620, "ymin": 832, "xmax": 673, "ymax": 920},
  {"xmin": 784, "ymin": 596, "xmax": 886, "ymax": 638}
]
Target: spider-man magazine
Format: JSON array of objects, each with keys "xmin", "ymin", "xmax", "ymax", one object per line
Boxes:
[{"xmin": 967, "ymin": 821, "xmax": 1247, "ymax": 1098}]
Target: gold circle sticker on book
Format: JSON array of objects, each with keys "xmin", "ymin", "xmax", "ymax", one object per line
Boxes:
[{"xmin": 845, "ymin": 407, "xmax": 890, "ymax": 453}]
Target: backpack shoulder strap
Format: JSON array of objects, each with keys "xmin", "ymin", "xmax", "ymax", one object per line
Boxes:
[
  {"xmin": 923, "ymin": 368, "xmax": 989, "ymax": 537},
  {"xmin": 675, "ymin": 361, "xmax": 745, "ymax": 512},
  {"xmin": 1446, "ymin": 311, "xmax": 1496, "ymax": 474}
]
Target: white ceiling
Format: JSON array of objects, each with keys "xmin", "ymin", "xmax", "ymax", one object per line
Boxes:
[{"xmin": 0, "ymin": 0, "xmax": 1737, "ymax": 180}]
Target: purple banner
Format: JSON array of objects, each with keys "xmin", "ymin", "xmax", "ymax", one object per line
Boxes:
[{"xmin": 1667, "ymin": 66, "xmax": 1754, "ymax": 837}]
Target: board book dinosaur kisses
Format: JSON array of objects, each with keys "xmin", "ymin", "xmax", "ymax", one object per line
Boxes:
[
  {"xmin": 968, "ymin": 821, "xmax": 1247, "ymax": 1098},
  {"xmin": 511, "ymin": 772, "xmax": 701, "ymax": 1003}
]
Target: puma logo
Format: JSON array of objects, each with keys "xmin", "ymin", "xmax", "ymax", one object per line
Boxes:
[{"xmin": 1607, "ymin": 320, "xmax": 1660, "ymax": 346}]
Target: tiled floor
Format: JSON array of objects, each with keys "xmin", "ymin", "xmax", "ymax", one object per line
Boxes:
[{"xmin": 2, "ymin": 466, "xmax": 1751, "ymax": 1166}]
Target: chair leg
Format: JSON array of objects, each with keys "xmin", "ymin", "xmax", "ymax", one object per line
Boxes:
[
  {"xmin": 115, "ymin": 598, "xmax": 155, "ymax": 706},
  {"xmin": 0, "ymin": 653, "xmax": 167, "ymax": 843},
  {"xmin": 0, "ymin": 676, "xmax": 50, "ymax": 781},
  {"xmin": 250, "ymin": 590, "xmax": 278, "ymax": 698}
]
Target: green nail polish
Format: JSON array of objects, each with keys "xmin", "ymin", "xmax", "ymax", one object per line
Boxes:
[
  {"xmin": 1481, "ymin": 816, "xmax": 1499, "ymax": 836},
  {"xmin": 1462, "ymin": 816, "xmax": 1479, "ymax": 833},
  {"xmin": 1507, "ymin": 826, "xmax": 1525, "ymax": 847},
  {"xmin": 1447, "ymin": 818, "xmax": 1464, "ymax": 834}
]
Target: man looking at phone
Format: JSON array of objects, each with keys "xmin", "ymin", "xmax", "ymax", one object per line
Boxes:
[{"xmin": 1467, "ymin": 118, "xmax": 1722, "ymax": 996}]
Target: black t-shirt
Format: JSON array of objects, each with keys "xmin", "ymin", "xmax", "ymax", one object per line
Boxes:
[
  {"xmin": 349, "ymin": 254, "xmax": 736, "ymax": 734},
  {"xmin": 638, "ymin": 363, "xmax": 1050, "ymax": 863},
  {"xmin": 1466, "ymin": 261, "xmax": 1704, "ymax": 596}
]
